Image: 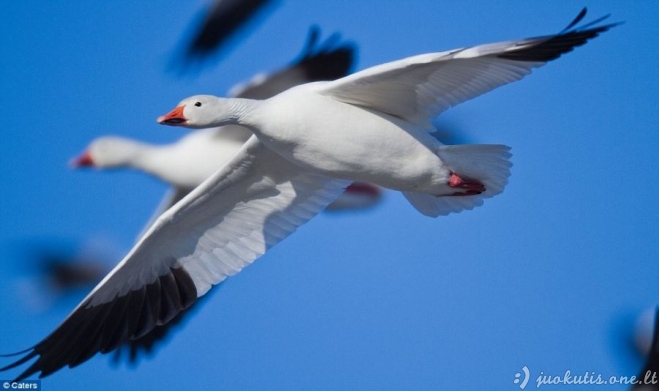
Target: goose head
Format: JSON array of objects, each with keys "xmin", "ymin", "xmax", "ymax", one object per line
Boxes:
[
  {"xmin": 71, "ymin": 137, "xmax": 142, "ymax": 168},
  {"xmin": 158, "ymin": 95, "xmax": 236, "ymax": 129}
]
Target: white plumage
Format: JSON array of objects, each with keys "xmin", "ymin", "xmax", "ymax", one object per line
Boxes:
[{"xmin": 1, "ymin": 9, "xmax": 617, "ymax": 381}]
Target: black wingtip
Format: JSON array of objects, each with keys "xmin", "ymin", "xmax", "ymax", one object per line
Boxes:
[
  {"xmin": 0, "ymin": 266, "xmax": 198, "ymax": 380},
  {"xmin": 560, "ymin": 7, "xmax": 588, "ymax": 33},
  {"xmin": 555, "ymin": 8, "xmax": 622, "ymax": 36},
  {"xmin": 0, "ymin": 350, "xmax": 38, "ymax": 381},
  {"xmin": 0, "ymin": 347, "xmax": 36, "ymax": 358},
  {"xmin": 111, "ymin": 284, "xmax": 225, "ymax": 367},
  {"xmin": 0, "ymin": 344, "xmax": 41, "ymax": 384},
  {"xmin": 304, "ymin": 25, "xmax": 321, "ymax": 56},
  {"xmin": 294, "ymin": 27, "xmax": 358, "ymax": 82},
  {"xmin": 498, "ymin": 9, "xmax": 621, "ymax": 63}
]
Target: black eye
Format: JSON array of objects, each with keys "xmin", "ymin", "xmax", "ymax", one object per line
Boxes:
[{"xmin": 194, "ymin": 102, "xmax": 202, "ymax": 107}]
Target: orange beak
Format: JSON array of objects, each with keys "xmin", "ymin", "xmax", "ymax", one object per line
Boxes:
[
  {"xmin": 157, "ymin": 106, "xmax": 187, "ymax": 126},
  {"xmin": 70, "ymin": 151, "xmax": 94, "ymax": 168}
]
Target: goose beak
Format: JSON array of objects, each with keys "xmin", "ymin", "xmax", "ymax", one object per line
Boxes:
[
  {"xmin": 158, "ymin": 106, "xmax": 187, "ymax": 126},
  {"xmin": 70, "ymin": 151, "xmax": 94, "ymax": 168}
]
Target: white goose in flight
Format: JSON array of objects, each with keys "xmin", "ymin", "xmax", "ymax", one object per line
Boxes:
[
  {"xmin": 1, "ymin": 9, "xmax": 617, "ymax": 380},
  {"xmin": 72, "ymin": 30, "xmax": 379, "ymax": 238},
  {"xmin": 69, "ymin": 29, "xmax": 376, "ymax": 364}
]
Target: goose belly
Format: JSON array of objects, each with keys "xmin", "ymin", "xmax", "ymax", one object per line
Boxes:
[{"xmin": 256, "ymin": 91, "xmax": 449, "ymax": 192}]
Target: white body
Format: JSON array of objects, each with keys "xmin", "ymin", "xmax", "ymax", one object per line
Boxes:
[{"xmin": 251, "ymin": 85, "xmax": 450, "ymax": 193}]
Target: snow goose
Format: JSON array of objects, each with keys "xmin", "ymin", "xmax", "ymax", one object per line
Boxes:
[
  {"xmin": 159, "ymin": 10, "xmax": 617, "ymax": 217},
  {"xmin": 0, "ymin": 9, "xmax": 617, "ymax": 380},
  {"xmin": 69, "ymin": 30, "xmax": 368, "ymax": 364},
  {"xmin": 73, "ymin": 29, "xmax": 362, "ymax": 223}
]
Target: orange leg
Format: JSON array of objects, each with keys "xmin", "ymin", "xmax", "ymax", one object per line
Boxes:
[{"xmin": 448, "ymin": 172, "xmax": 485, "ymax": 196}]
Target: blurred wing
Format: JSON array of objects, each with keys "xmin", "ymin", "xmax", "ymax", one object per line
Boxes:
[
  {"xmin": 230, "ymin": 26, "xmax": 356, "ymax": 99},
  {"xmin": 182, "ymin": 0, "xmax": 278, "ymax": 64},
  {"xmin": 1, "ymin": 136, "xmax": 350, "ymax": 380},
  {"xmin": 633, "ymin": 308, "xmax": 659, "ymax": 391},
  {"xmin": 316, "ymin": 9, "xmax": 618, "ymax": 129}
]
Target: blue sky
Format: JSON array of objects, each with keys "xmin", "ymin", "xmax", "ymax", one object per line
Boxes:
[{"xmin": 1, "ymin": 1, "xmax": 658, "ymax": 390}]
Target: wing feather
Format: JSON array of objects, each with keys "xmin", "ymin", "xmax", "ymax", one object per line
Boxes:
[
  {"xmin": 316, "ymin": 9, "xmax": 618, "ymax": 128},
  {"xmin": 1, "ymin": 136, "xmax": 349, "ymax": 380}
]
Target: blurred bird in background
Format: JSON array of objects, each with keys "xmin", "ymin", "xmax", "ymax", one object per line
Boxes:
[{"xmin": 6, "ymin": 1, "xmax": 381, "ymax": 367}]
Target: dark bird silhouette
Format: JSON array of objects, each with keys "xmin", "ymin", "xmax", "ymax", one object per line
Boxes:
[
  {"xmin": 171, "ymin": 0, "xmax": 280, "ymax": 73},
  {"xmin": 632, "ymin": 308, "xmax": 659, "ymax": 390}
]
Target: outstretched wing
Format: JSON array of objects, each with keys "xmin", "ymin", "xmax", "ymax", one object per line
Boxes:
[
  {"xmin": 118, "ymin": 28, "xmax": 356, "ymax": 361},
  {"xmin": 1, "ymin": 136, "xmax": 350, "ymax": 380},
  {"xmin": 316, "ymin": 9, "xmax": 618, "ymax": 129}
]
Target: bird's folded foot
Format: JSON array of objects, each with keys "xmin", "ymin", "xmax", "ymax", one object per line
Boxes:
[{"xmin": 448, "ymin": 172, "xmax": 485, "ymax": 196}]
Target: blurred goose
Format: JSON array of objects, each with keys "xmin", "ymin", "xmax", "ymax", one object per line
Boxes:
[
  {"xmin": 9, "ymin": 238, "xmax": 113, "ymax": 312},
  {"xmin": 73, "ymin": 29, "xmax": 378, "ymax": 230},
  {"xmin": 1, "ymin": 9, "xmax": 617, "ymax": 380}
]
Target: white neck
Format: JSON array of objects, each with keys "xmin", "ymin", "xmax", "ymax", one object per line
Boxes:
[
  {"xmin": 130, "ymin": 143, "xmax": 182, "ymax": 185},
  {"xmin": 223, "ymin": 98, "xmax": 264, "ymax": 131}
]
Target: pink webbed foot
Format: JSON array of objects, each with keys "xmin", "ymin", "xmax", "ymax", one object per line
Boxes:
[{"xmin": 448, "ymin": 172, "xmax": 485, "ymax": 196}]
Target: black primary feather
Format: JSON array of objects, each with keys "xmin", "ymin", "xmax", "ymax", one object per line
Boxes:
[
  {"xmin": 0, "ymin": 266, "xmax": 197, "ymax": 381},
  {"xmin": 497, "ymin": 8, "xmax": 621, "ymax": 62}
]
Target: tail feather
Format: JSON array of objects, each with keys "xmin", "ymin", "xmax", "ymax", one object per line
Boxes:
[{"xmin": 404, "ymin": 144, "xmax": 512, "ymax": 217}]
